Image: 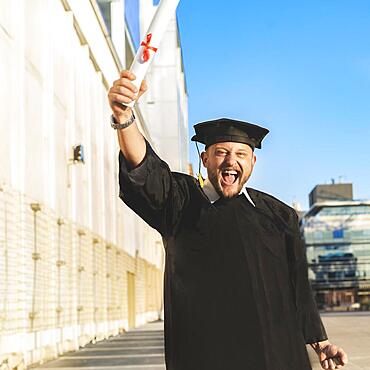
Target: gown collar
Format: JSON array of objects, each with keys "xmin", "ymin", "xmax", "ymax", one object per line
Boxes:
[{"xmin": 202, "ymin": 178, "xmax": 256, "ymax": 207}]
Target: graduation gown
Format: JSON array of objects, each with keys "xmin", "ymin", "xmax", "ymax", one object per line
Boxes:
[{"xmin": 118, "ymin": 141, "xmax": 327, "ymax": 370}]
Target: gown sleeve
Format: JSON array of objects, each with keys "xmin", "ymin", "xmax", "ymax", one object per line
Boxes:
[
  {"xmin": 118, "ymin": 140, "xmax": 189, "ymax": 237},
  {"xmin": 286, "ymin": 210, "xmax": 328, "ymax": 344}
]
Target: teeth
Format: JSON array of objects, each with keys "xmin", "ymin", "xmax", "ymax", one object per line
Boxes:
[{"xmin": 223, "ymin": 170, "xmax": 237, "ymax": 175}]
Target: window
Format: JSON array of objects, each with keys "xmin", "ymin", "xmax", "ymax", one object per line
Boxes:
[{"xmin": 318, "ymin": 205, "xmax": 370, "ymax": 216}]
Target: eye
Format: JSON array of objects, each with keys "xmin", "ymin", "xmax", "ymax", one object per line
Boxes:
[
  {"xmin": 215, "ymin": 149, "xmax": 227, "ymax": 156},
  {"xmin": 237, "ymin": 152, "xmax": 248, "ymax": 158}
]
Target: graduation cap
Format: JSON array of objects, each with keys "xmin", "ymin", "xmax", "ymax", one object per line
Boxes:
[
  {"xmin": 191, "ymin": 118, "xmax": 269, "ymax": 150},
  {"xmin": 191, "ymin": 118, "xmax": 269, "ymax": 187}
]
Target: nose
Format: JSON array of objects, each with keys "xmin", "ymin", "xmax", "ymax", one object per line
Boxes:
[{"xmin": 224, "ymin": 153, "xmax": 237, "ymax": 166}]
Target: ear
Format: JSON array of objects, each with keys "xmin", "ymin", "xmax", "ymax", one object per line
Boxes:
[
  {"xmin": 250, "ymin": 153, "xmax": 257, "ymax": 170},
  {"xmin": 252, "ymin": 153, "xmax": 257, "ymax": 166},
  {"xmin": 200, "ymin": 151, "xmax": 208, "ymax": 168}
]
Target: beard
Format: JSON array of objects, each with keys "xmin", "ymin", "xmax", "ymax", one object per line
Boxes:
[{"xmin": 208, "ymin": 167, "xmax": 251, "ymax": 199}]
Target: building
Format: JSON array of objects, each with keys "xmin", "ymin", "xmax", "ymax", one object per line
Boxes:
[
  {"xmin": 309, "ymin": 183, "xmax": 353, "ymax": 207},
  {"xmin": 303, "ymin": 183, "xmax": 370, "ymax": 311},
  {"xmin": 0, "ymin": 0, "xmax": 187, "ymax": 367}
]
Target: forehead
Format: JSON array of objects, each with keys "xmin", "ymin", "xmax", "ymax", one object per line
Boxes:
[{"xmin": 209, "ymin": 142, "xmax": 253, "ymax": 152}]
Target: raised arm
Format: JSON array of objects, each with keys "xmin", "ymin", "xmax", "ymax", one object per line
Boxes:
[
  {"xmin": 108, "ymin": 70, "xmax": 148, "ymax": 167},
  {"xmin": 108, "ymin": 70, "xmax": 190, "ymax": 237}
]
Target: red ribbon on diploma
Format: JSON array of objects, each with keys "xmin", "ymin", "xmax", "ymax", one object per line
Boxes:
[{"xmin": 141, "ymin": 33, "xmax": 158, "ymax": 62}]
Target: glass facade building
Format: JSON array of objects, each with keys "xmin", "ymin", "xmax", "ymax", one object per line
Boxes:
[{"xmin": 303, "ymin": 201, "xmax": 370, "ymax": 310}]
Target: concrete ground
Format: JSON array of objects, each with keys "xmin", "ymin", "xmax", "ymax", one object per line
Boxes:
[
  {"xmin": 308, "ymin": 312, "xmax": 370, "ymax": 370},
  {"xmin": 32, "ymin": 321, "xmax": 165, "ymax": 370},
  {"xmin": 32, "ymin": 313, "xmax": 370, "ymax": 370}
]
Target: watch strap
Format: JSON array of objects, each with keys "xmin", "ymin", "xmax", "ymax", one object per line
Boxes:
[{"xmin": 110, "ymin": 112, "xmax": 136, "ymax": 130}]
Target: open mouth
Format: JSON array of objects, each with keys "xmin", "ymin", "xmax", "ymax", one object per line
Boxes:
[{"xmin": 221, "ymin": 170, "xmax": 239, "ymax": 185}]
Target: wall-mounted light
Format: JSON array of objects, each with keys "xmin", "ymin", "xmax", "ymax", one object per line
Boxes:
[
  {"xmin": 67, "ymin": 144, "xmax": 85, "ymax": 187},
  {"xmin": 72, "ymin": 144, "xmax": 85, "ymax": 164}
]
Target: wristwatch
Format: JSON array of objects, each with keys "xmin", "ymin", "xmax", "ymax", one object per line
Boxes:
[{"xmin": 110, "ymin": 112, "xmax": 136, "ymax": 130}]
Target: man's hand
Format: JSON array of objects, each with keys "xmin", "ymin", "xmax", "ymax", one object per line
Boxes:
[
  {"xmin": 107, "ymin": 70, "xmax": 148, "ymax": 167},
  {"xmin": 108, "ymin": 70, "xmax": 148, "ymax": 123},
  {"xmin": 312, "ymin": 341, "xmax": 348, "ymax": 369}
]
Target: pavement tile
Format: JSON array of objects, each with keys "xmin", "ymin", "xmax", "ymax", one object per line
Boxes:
[
  {"xmin": 309, "ymin": 312, "xmax": 370, "ymax": 370},
  {"xmin": 33, "ymin": 314, "xmax": 370, "ymax": 369},
  {"xmin": 33, "ymin": 321, "xmax": 165, "ymax": 370}
]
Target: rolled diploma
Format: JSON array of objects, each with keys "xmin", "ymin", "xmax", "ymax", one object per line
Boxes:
[{"xmin": 125, "ymin": 0, "xmax": 181, "ymax": 107}]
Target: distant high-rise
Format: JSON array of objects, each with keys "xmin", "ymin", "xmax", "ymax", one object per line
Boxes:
[{"xmin": 309, "ymin": 183, "xmax": 353, "ymax": 207}]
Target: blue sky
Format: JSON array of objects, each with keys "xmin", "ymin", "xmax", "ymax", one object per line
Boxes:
[{"xmin": 176, "ymin": 1, "xmax": 370, "ymax": 209}]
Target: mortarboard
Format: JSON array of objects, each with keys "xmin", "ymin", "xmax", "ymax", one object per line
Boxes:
[{"xmin": 191, "ymin": 118, "xmax": 269, "ymax": 150}]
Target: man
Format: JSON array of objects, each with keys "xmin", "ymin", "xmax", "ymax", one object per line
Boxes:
[{"xmin": 108, "ymin": 70, "xmax": 348, "ymax": 370}]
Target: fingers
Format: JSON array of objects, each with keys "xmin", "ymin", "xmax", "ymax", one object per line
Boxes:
[
  {"xmin": 326, "ymin": 345, "xmax": 348, "ymax": 367},
  {"xmin": 321, "ymin": 359, "xmax": 328, "ymax": 369},
  {"xmin": 120, "ymin": 70, "xmax": 136, "ymax": 81},
  {"xmin": 319, "ymin": 343, "xmax": 348, "ymax": 369},
  {"xmin": 320, "ymin": 358, "xmax": 336, "ymax": 370},
  {"xmin": 319, "ymin": 351, "xmax": 327, "ymax": 363},
  {"xmin": 108, "ymin": 74, "xmax": 138, "ymax": 108},
  {"xmin": 111, "ymin": 85, "xmax": 137, "ymax": 101},
  {"xmin": 113, "ymin": 78, "xmax": 138, "ymax": 94},
  {"xmin": 337, "ymin": 348, "xmax": 348, "ymax": 365},
  {"xmin": 321, "ymin": 356, "xmax": 346, "ymax": 369},
  {"xmin": 109, "ymin": 92, "xmax": 134, "ymax": 105},
  {"xmin": 108, "ymin": 70, "xmax": 149, "ymax": 111}
]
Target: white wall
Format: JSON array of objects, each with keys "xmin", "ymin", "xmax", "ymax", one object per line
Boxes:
[
  {"xmin": 0, "ymin": 3, "xmax": 188, "ymax": 362},
  {"xmin": 0, "ymin": 0, "xmax": 171, "ymax": 266}
]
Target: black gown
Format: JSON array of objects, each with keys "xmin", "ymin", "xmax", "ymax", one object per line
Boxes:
[{"xmin": 118, "ymin": 141, "xmax": 327, "ymax": 370}]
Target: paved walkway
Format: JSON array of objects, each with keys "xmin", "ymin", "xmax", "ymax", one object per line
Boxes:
[
  {"xmin": 308, "ymin": 312, "xmax": 370, "ymax": 370},
  {"xmin": 33, "ymin": 313, "xmax": 370, "ymax": 370},
  {"xmin": 33, "ymin": 321, "xmax": 165, "ymax": 370}
]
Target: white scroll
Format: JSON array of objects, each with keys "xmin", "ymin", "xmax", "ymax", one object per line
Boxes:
[{"xmin": 125, "ymin": 0, "xmax": 181, "ymax": 107}]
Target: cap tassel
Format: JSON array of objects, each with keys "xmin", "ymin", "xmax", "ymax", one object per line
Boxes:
[
  {"xmin": 198, "ymin": 173, "xmax": 204, "ymax": 188},
  {"xmin": 195, "ymin": 142, "xmax": 204, "ymax": 188}
]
